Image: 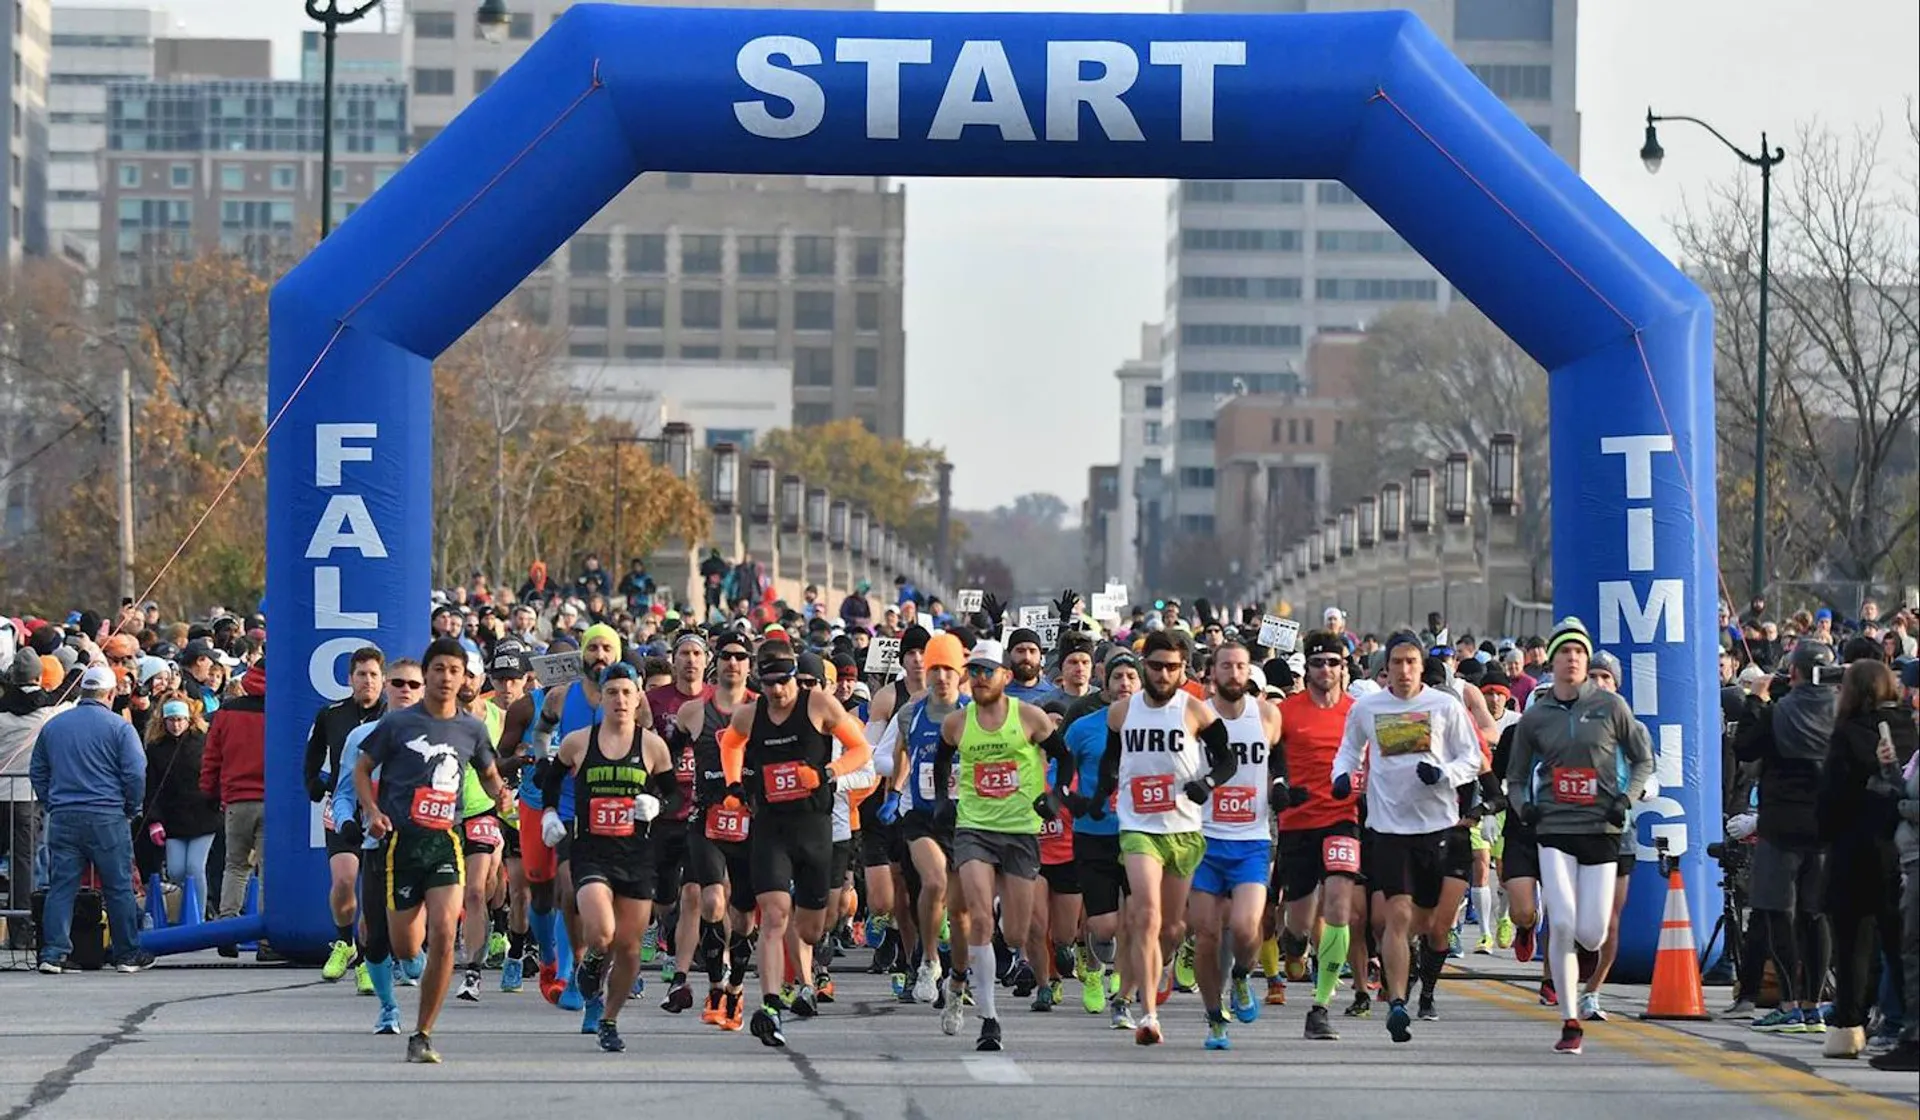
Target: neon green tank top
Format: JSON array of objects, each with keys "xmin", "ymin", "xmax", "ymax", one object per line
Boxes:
[
  {"xmin": 459, "ymin": 701, "xmax": 508, "ymax": 819},
  {"xmin": 955, "ymin": 698, "xmax": 1044, "ymax": 835}
]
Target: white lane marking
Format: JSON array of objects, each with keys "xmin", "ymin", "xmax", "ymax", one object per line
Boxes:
[{"xmin": 962, "ymin": 1055, "xmax": 1033, "ymax": 1084}]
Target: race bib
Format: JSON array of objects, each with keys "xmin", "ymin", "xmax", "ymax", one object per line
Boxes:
[
  {"xmin": 705, "ymin": 804, "xmax": 750, "ymax": 843},
  {"xmin": 588, "ymin": 796, "xmax": 636, "ymax": 837},
  {"xmin": 1552, "ymin": 767, "xmax": 1598, "ymax": 806},
  {"xmin": 463, "ymin": 815, "xmax": 504, "ymax": 848},
  {"xmin": 972, "ymin": 760, "xmax": 1020, "ymax": 799},
  {"xmin": 1211, "ymin": 785, "xmax": 1256, "ymax": 825},
  {"xmin": 1323, "ymin": 833, "xmax": 1361, "ymax": 875},
  {"xmin": 677, "ymin": 747, "xmax": 697, "ymax": 780},
  {"xmin": 917, "ymin": 761, "xmax": 937, "ymax": 802},
  {"xmin": 1129, "ymin": 773, "xmax": 1176, "ymax": 815},
  {"xmin": 409, "ymin": 787, "xmax": 458, "ymax": 831},
  {"xmin": 1039, "ymin": 815, "xmax": 1065, "ymax": 840},
  {"xmin": 764, "ymin": 761, "xmax": 810, "ymax": 803}
]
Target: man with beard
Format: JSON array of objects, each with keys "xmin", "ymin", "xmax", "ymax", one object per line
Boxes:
[
  {"xmin": 649, "ymin": 631, "xmax": 714, "ymax": 1014},
  {"xmin": 1191, "ymin": 640, "xmax": 1292, "ymax": 1050},
  {"xmin": 502, "ymin": 622, "xmax": 622, "ymax": 1007},
  {"xmin": 303, "ymin": 645, "xmax": 386, "ymax": 988},
  {"xmin": 678, "ymin": 630, "xmax": 759, "ymax": 1030},
  {"xmin": 1091, "ymin": 631, "xmax": 1237, "ymax": 1045}
]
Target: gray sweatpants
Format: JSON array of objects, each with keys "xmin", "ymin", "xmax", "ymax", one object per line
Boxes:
[{"xmin": 218, "ymin": 800, "xmax": 265, "ymax": 919}]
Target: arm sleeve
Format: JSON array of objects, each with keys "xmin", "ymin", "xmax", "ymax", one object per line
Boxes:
[
  {"xmin": 539, "ymin": 755, "xmax": 567, "ymax": 810},
  {"xmin": 119, "ymin": 724, "xmax": 146, "ymax": 817},
  {"xmin": 646, "ymin": 763, "xmax": 682, "ymax": 816},
  {"xmin": 837, "ymin": 747, "xmax": 879, "ymax": 792},
  {"xmin": 828, "ymin": 717, "xmax": 873, "ymax": 779},
  {"xmin": 933, "ymin": 728, "xmax": 957, "ymax": 803},
  {"xmin": 1037, "ymin": 723, "xmax": 1073, "ymax": 774},
  {"xmin": 1267, "ymin": 739, "xmax": 1290, "ymax": 783},
  {"xmin": 1092, "ymin": 727, "xmax": 1122, "ymax": 807},
  {"xmin": 869, "ymin": 715, "xmax": 898, "ymax": 779},
  {"xmin": 1198, "ymin": 717, "xmax": 1236, "ymax": 787},
  {"xmin": 719, "ymin": 725, "xmax": 746, "ymax": 786}
]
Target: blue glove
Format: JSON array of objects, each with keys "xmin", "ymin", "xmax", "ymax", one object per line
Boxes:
[
  {"xmin": 1331, "ymin": 772, "xmax": 1353, "ymax": 800},
  {"xmin": 1416, "ymin": 761, "xmax": 1443, "ymax": 786},
  {"xmin": 878, "ymin": 790, "xmax": 903, "ymax": 825}
]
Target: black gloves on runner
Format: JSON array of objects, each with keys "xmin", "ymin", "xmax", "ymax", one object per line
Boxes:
[
  {"xmin": 1416, "ymin": 761, "xmax": 1443, "ymax": 785},
  {"xmin": 1052, "ymin": 590, "xmax": 1079, "ymax": 625},
  {"xmin": 1182, "ymin": 776, "xmax": 1214, "ymax": 805},
  {"xmin": 976, "ymin": 592, "xmax": 1005, "ymax": 640}
]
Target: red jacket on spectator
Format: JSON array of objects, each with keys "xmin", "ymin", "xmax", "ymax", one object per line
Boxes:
[{"xmin": 200, "ymin": 664, "xmax": 266, "ymax": 805}]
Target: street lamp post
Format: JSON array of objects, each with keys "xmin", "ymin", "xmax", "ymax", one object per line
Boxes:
[
  {"xmin": 305, "ymin": 0, "xmax": 382, "ymax": 239},
  {"xmin": 1641, "ymin": 108, "xmax": 1786, "ymax": 603}
]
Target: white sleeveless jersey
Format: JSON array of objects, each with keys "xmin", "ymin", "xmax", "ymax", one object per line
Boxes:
[
  {"xmin": 1202, "ymin": 700, "xmax": 1271, "ymax": 842},
  {"xmin": 1115, "ymin": 690, "xmax": 1205, "ymax": 835}
]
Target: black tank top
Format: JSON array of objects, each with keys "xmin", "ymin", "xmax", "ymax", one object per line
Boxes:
[
  {"xmin": 747, "ymin": 695, "xmax": 833, "ymax": 815},
  {"xmin": 690, "ymin": 694, "xmax": 753, "ymax": 818},
  {"xmin": 570, "ymin": 722, "xmax": 652, "ymax": 857}
]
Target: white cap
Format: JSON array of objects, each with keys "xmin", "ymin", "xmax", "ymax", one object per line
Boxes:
[
  {"xmin": 80, "ymin": 664, "xmax": 117, "ymax": 692},
  {"xmin": 1324, "ymin": 606, "xmax": 1345, "ymax": 622}
]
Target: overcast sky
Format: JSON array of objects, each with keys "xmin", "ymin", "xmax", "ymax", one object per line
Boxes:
[{"xmin": 105, "ymin": 0, "xmax": 1919, "ymax": 512}]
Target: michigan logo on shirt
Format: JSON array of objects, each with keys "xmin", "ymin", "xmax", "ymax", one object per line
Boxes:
[{"xmin": 1374, "ymin": 711, "xmax": 1433, "ymax": 757}]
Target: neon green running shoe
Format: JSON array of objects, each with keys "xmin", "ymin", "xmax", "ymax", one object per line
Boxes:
[
  {"xmin": 354, "ymin": 962, "xmax": 374, "ymax": 996},
  {"xmin": 640, "ymin": 924, "xmax": 659, "ymax": 965},
  {"xmin": 321, "ymin": 940, "xmax": 355, "ymax": 982},
  {"xmin": 1078, "ymin": 950, "xmax": 1104, "ymax": 1014},
  {"xmin": 1496, "ymin": 915, "xmax": 1516, "ymax": 950},
  {"xmin": 1173, "ymin": 936, "xmax": 1197, "ymax": 993},
  {"xmin": 486, "ymin": 932, "xmax": 509, "ymax": 968}
]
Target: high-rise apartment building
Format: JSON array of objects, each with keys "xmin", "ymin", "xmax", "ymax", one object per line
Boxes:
[
  {"xmin": 1163, "ymin": 0, "xmax": 1579, "ymax": 546},
  {"xmin": 405, "ymin": 0, "xmax": 908, "ymax": 438},
  {"xmin": 48, "ymin": 6, "xmax": 168, "ymax": 269},
  {"xmin": 98, "ymin": 78, "xmax": 407, "ymax": 283},
  {"xmin": 2, "ymin": 0, "xmax": 51, "ymax": 265},
  {"xmin": 1111, "ymin": 324, "xmax": 1165, "ymax": 594}
]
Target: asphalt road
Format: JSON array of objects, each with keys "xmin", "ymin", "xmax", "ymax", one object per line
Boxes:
[{"xmin": 3, "ymin": 950, "xmax": 1915, "ymax": 1120}]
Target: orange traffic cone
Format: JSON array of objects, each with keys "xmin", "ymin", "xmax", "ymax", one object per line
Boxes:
[{"xmin": 1640, "ymin": 867, "xmax": 1710, "ymax": 1020}]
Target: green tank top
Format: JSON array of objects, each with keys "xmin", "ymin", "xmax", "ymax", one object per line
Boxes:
[
  {"xmin": 459, "ymin": 701, "xmax": 507, "ymax": 819},
  {"xmin": 955, "ymin": 698, "xmax": 1045, "ymax": 835}
]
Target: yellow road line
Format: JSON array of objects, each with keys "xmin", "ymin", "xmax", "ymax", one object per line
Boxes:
[{"xmin": 1451, "ymin": 977, "xmax": 1914, "ymax": 1120}]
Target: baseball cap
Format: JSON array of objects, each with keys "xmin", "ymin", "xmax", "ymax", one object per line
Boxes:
[
  {"xmin": 178, "ymin": 640, "xmax": 216, "ymax": 665},
  {"xmin": 1737, "ymin": 665, "xmax": 1768, "ymax": 690},
  {"xmin": 489, "ymin": 645, "xmax": 531, "ymax": 678},
  {"xmin": 1814, "ymin": 607, "xmax": 1833, "ymax": 622},
  {"xmin": 80, "ymin": 664, "xmax": 116, "ymax": 692},
  {"xmin": 1323, "ymin": 606, "xmax": 1345, "ymax": 623},
  {"xmin": 967, "ymin": 639, "xmax": 1006, "ymax": 671}
]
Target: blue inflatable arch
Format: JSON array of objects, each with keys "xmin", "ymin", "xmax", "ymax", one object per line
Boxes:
[{"xmin": 153, "ymin": 6, "xmax": 1725, "ymax": 978}]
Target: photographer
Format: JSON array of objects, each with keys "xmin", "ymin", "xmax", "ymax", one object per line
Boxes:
[
  {"xmin": 1735, "ymin": 641, "xmax": 1838, "ymax": 1034},
  {"xmin": 1817, "ymin": 659, "xmax": 1914, "ymax": 1058}
]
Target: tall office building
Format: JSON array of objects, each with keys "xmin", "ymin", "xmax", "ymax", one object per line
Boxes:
[
  {"xmin": 2, "ymin": 0, "xmax": 51, "ymax": 265},
  {"xmin": 48, "ymin": 6, "xmax": 169, "ymax": 269},
  {"xmin": 1163, "ymin": 0, "xmax": 1579, "ymax": 546},
  {"xmin": 300, "ymin": 26, "xmax": 410, "ymax": 85},
  {"xmin": 98, "ymin": 77, "xmax": 408, "ymax": 284},
  {"xmin": 405, "ymin": 0, "xmax": 908, "ymax": 439}
]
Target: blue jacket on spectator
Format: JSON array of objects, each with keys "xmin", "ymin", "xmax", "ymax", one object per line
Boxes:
[{"xmin": 30, "ymin": 698, "xmax": 146, "ymax": 817}]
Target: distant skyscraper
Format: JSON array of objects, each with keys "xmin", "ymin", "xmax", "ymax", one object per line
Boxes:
[
  {"xmin": 3, "ymin": 0, "xmax": 52, "ymax": 266},
  {"xmin": 49, "ymin": 6, "xmax": 169, "ymax": 269},
  {"xmin": 1162, "ymin": 0, "xmax": 1579, "ymax": 544}
]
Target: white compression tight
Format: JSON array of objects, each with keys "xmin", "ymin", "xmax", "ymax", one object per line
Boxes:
[{"xmin": 1538, "ymin": 845, "xmax": 1615, "ymax": 1021}]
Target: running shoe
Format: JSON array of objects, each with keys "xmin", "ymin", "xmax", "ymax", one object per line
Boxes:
[
  {"xmin": 392, "ymin": 958, "xmax": 411, "ymax": 988},
  {"xmin": 1345, "ymin": 989, "xmax": 1373, "ymax": 1018},
  {"xmin": 1496, "ymin": 914, "xmax": 1515, "ymax": 949},
  {"xmin": 750, "ymin": 1004, "xmax": 786, "ymax": 1048},
  {"xmin": 848, "ymin": 920, "xmax": 866, "ymax": 950},
  {"xmin": 912, "ymin": 961, "xmax": 938, "ymax": 1004},
  {"xmin": 864, "ymin": 914, "xmax": 887, "ymax": 948},
  {"xmin": 1538, "ymin": 978, "xmax": 1557, "ymax": 1007},
  {"xmin": 1266, "ymin": 977, "xmax": 1287, "ymax": 1006},
  {"xmin": 486, "ymin": 931, "xmax": 509, "ymax": 968},
  {"xmin": 892, "ymin": 971, "xmax": 913, "ymax": 1002},
  {"xmin": 1031, "ymin": 984, "xmax": 1055, "ymax": 1012},
  {"xmin": 1386, "ymin": 999, "xmax": 1412, "ymax": 1043},
  {"xmin": 1512, "ymin": 924, "xmax": 1536, "ymax": 964},
  {"xmin": 402, "ymin": 953, "xmax": 424, "ymax": 983},
  {"xmin": 1474, "ymin": 935, "xmax": 1495, "ymax": 955},
  {"xmin": 539, "ymin": 961, "xmax": 563, "ymax": 1004},
  {"xmin": 1075, "ymin": 948, "xmax": 1102, "ymax": 1014},
  {"xmin": 1135, "ymin": 1014, "xmax": 1164, "ymax": 1046},
  {"xmin": 374, "ymin": 1004, "xmax": 401, "ymax": 1035},
  {"xmin": 1109, "ymin": 996, "xmax": 1136, "ymax": 1031},
  {"xmin": 1047, "ymin": 977, "xmax": 1064, "ymax": 1007},
  {"xmin": 1417, "ymin": 995, "xmax": 1439, "ymax": 1021},
  {"xmin": 1009, "ymin": 957, "xmax": 1037, "ymax": 998},
  {"xmin": 500, "ymin": 957, "xmax": 524, "ymax": 993},
  {"xmin": 1447, "ymin": 929, "xmax": 1462, "ymax": 959},
  {"xmin": 1229, "ymin": 975, "xmax": 1259, "ymax": 1023},
  {"xmin": 1280, "ymin": 930, "xmax": 1310, "ymax": 982},
  {"xmin": 1554, "ymin": 1020, "xmax": 1584, "ymax": 1055},
  {"xmin": 789, "ymin": 985, "xmax": 819, "ymax": 1019},
  {"xmin": 558, "ymin": 975, "xmax": 584, "ymax": 1012},
  {"xmin": 940, "ymin": 979, "xmax": 965, "ymax": 1036},
  {"xmin": 406, "ymin": 1032, "xmax": 440, "ymax": 1064},
  {"xmin": 1156, "ymin": 964, "xmax": 1174, "ymax": 1006},
  {"xmin": 661, "ymin": 977, "xmax": 694, "ymax": 1014},
  {"xmin": 322, "ymin": 940, "xmax": 355, "ymax": 981},
  {"xmin": 598, "ymin": 1019, "xmax": 625, "ymax": 1053},
  {"xmin": 355, "ymin": 963, "xmax": 375, "ymax": 996},
  {"xmin": 1173, "ymin": 938, "xmax": 1197, "ymax": 993},
  {"xmin": 1204, "ymin": 1015, "xmax": 1231, "ymax": 1051},
  {"xmin": 1304, "ymin": 1004, "xmax": 1339, "ymax": 1041},
  {"xmin": 1721, "ymin": 997, "xmax": 1755, "ymax": 1018},
  {"xmin": 640, "ymin": 923, "xmax": 659, "ymax": 965},
  {"xmin": 701, "ymin": 987, "xmax": 725, "ymax": 1025},
  {"xmin": 1579, "ymin": 991, "xmax": 1607, "ymax": 1022},
  {"xmin": 976, "ymin": 1016, "xmax": 1003, "ymax": 1052},
  {"xmin": 817, "ymin": 972, "xmax": 838, "ymax": 1003},
  {"xmin": 581, "ymin": 997, "xmax": 604, "ymax": 1034},
  {"xmin": 457, "ymin": 967, "xmax": 482, "ymax": 1002},
  {"xmin": 576, "ymin": 950, "xmax": 609, "ymax": 1002},
  {"xmin": 1752, "ymin": 1007, "xmax": 1802, "ymax": 1033},
  {"xmin": 722, "ymin": 991, "xmax": 745, "ymax": 1031}
]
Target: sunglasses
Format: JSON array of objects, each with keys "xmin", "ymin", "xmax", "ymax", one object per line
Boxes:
[
  {"xmin": 1144, "ymin": 660, "xmax": 1184, "ymax": 673},
  {"xmin": 796, "ymin": 676, "xmax": 820, "ymax": 688},
  {"xmin": 391, "ymin": 679, "xmax": 424, "ymax": 690},
  {"xmin": 1307, "ymin": 656, "xmax": 1345, "ymax": 668},
  {"xmin": 717, "ymin": 650, "xmax": 751, "ymax": 662},
  {"xmin": 760, "ymin": 671, "xmax": 794, "ymax": 685},
  {"xmin": 965, "ymin": 664, "xmax": 1000, "ymax": 677}
]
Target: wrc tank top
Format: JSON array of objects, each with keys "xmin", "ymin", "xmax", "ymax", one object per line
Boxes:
[
  {"xmin": 1201, "ymin": 700, "xmax": 1271, "ymax": 842},
  {"xmin": 1115, "ymin": 690, "xmax": 1205, "ymax": 835}
]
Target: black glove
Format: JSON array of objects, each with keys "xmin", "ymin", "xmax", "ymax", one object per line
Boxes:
[
  {"xmin": 1416, "ymin": 761, "xmax": 1443, "ymax": 786},
  {"xmin": 722, "ymin": 781, "xmax": 748, "ymax": 805},
  {"xmin": 1059, "ymin": 790, "xmax": 1092, "ymax": 819},
  {"xmin": 1605, "ymin": 794, "xmax": 1629, "ymax": 828},
  {"xmin": 1268, "ymin": 778, "xmax": 1292, "ymax": 811},
  {"xmin": 1033, "ymin": 790, "xmax": 1060, "ymax": 823},
  {"xmin": 1183, "ymin": 778, "xmax": 1213, "ymax": 805},
  {"xmin": 1289, "ymin": 784, "xmax": 1311, "ymax": 808},
  {"xmin": 933, "ymin": 799, "xmax": 957, "ymax": 831},
  {"xmin": 306, "ymin": 776, "xmax": 328, "ymax": 803},
  {"xmin": 1086, "ymin": 797, "xmax": 1107, "ymax": 822},
  {"xmin": 1519, "ymin": 800, "xmax": 1542, "ymax": 827},
  {"xmin": 977, "ymin": 592, "xmax": 1005, "ymax": 639},
  {"xmin": 1331, "ymin": 772, "xmax": 1353, "ymax": 800},
  {"xmin": 1052, "ymin": 590, "xmax": 1080, "ymax": 624},
  {"xmin": 336, "ymin": 817, "xmax": 364, "ymax": 849}
]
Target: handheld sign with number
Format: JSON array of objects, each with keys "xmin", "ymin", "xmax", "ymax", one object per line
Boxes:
[
  {"xmin": 956, "ymin": 589, "xmax": 983, "ymax": 614},
  {"xmin": 1257, "ymin": 615, "xmax": 1300, "ymax": 653},
  {"xmin": 1089, "ymin": 593, "xmax": 1122, "ymax": 622},
  {"xmin": 1104, "ymin": 582, "xmax": 1129, "ymax": 606},
  {"xmin": 1018, "ymin": 605, "xmax": 1050, "ymax": 630},
  {"xmin": 1034, "ymin": 620, "xmax": 1061, "ymax": 650},
  {"xmin": 531, "ymin": 651, "xmax": 583, "ymax": 688},
  {"xmin": 865, "ymin": 636, "xmax": 902, "ymax": 676}
]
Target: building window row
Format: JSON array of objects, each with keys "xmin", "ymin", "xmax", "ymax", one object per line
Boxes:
[
  {"xmin": 1179, "ymin": 467, "xmax": 1215, "ymax": 489},
  {"xmin": 413, "ymin": 9, "xmax": 534, "ymax": 40},
  {"xmin": 1467, "ymin": 63, "xmax": 1553, "ymax": 103},
  {"xmin": 557, "ymin": 286, "xmax": 870, "ymax": 332},
  {"xmin": 1455, "ymin": 0, "xmax": 1553, "ymax": 43},
  {"xmin": 1180, "ymin": 275, "xmax": 1302, "ymax": 301},
  {"xmin": 1177, "ymin": 370, "xmax": 1301, "ymax": 396},
  {"xmin": 1316, "ymin": 182, "xmax": 1362, "ymax": 206},
  {"xmin": 1181, "ymin": 227, "xmax": 1302, "ymax": 253},
  {"xmin": 1181, "ymin": 180, "xmax": 1304, "ymax": 205},
  {"xmin": 1314, "ymin": 277, "xmax": 1438, "ymax": 302},
  {"xmin": 1315, "ymin": 228, "xmax": 1414, "ymax": 254},
  {"xmin": 1180, "ymin": 323, "xmax": 1302, "ymax": 349},
  {"xmin": 564, "ymin": 231, "xmax": 884, "ymax": 278}
]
